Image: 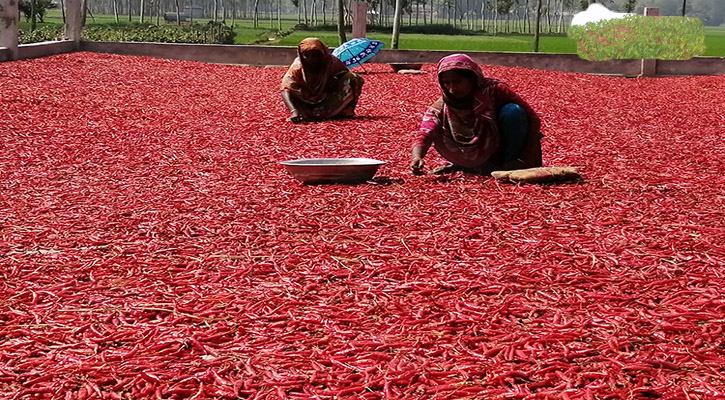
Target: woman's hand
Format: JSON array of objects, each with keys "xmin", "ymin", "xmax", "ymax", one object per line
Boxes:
[
  {"xmin": 283, "ymin": 91, "xmax": 305, "ymax": 123},
  {"xmin": 410, "ymin": 157, "xmax": 425, "ymax": 175},
  {"xmin": 410, "ymin": 146, "xmax": 428, "ymax": 175}
]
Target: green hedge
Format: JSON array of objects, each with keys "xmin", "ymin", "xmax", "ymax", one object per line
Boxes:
[
  {"xmin": 19, "ymin": 25, "xmax": 64, "ymax": 44},
  {"xmin": 568, "ymin": 15, "xmax": 706, "ymax": 61},
  {"xmin": 19, "ymin": 21, "xmax": 235, "ymax": 45},
  {"xmin": 83, "ymin": 21, "xmax": 235, "ymax": 44}
]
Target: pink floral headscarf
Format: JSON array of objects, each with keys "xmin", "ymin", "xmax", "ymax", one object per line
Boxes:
[{"xmin": 437, "ymin": 53, "xmax": 488, "ymax": 91}]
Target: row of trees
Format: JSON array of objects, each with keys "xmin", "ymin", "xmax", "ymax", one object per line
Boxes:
[
  {"xmin": 22, "ymin": 0, "xmax": 717, "ymax": 38},
  {"xmin": 66, "ymin": 0, "xmax": 717, "ymax": 28},
  {"xmin": 52, "ymin": 0, "xmax": 601, "ymax": 30}
]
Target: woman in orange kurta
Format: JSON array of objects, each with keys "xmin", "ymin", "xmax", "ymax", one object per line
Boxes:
[{"xmin": 281, "ymin": 38, "xmax": 364, "ymax": 123}]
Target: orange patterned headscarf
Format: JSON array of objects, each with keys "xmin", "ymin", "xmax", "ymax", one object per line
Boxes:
[{"xmin": 298, "ymin": 37, "xmax": 328, "ymax": 56}]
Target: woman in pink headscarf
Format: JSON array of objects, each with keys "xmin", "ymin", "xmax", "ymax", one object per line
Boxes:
[{"xmin": 410, "ymin": 54, "xmax": 542, "ymax": 175}]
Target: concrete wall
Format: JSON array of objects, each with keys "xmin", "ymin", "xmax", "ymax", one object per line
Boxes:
[
  {"xmin": 79, "ymin": 41, "xmax": 725, "ymax": 77},
  {"xmin": 18, "ymin": 41, "xmax": 76, "ymax": 60},
  {"xmin": 1, "ymin": 41, "xmax": 75, "ymax": 62},
  {"xmin": 3, "ymin": 40, "xmax": 724, "ymax": 77},
  {"xmin": 80, "ymin": 41, "xmax": 644, "ymax": 75},
  {"xmin": 658, "ymin": 57, "xmax": 725, "ymax": 76},
  {"xmin": 0, "ymin": 47, "xmax": 10, "ymax": 62},
  {"xmin": 80, "ymin": 41, "xmax": 299, "ymax": 66},
  {"xmin": 374, "ymin": 49, "xmax": 644, "ymax": 76}
]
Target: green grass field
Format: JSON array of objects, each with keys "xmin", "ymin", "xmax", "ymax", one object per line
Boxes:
[
  {"xmin": 702, "ymin": 26, "xmax": 725, "ymax": 56},
  {"xmin": 18, "ymin": 11, "xmax": 725, "ymax": 56},
  {"xmin": 275, "ymin": 31, "xmax": 578, "ymax": 53}
]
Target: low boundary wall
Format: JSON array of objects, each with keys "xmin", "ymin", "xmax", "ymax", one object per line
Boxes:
[
  {"xmin": 657, "ymin": 58, "xmax": 725, "ymax": 76},
  {"xmin": 19, "ymin": 41, "xmax": 77, "ymax": 60},
  {"xmin": 79, "ymin": 41, "xmax": 725, "ymax": 76},
  {"xmin": 1, "ymin": 41, "xmax": 76, "ymax": 62},
  {"xmin": 2, "ymin": 40, "xmax": 724, "ymax": 77}
]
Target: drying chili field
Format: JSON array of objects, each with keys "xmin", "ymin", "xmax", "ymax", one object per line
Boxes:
[{"xmin": 2, "ymin": 53, "xmax": 724, "ymax": 399}]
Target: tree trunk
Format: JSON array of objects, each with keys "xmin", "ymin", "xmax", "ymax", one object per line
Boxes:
[
  {"xmin": 456, "ymin": 0, "xmax": 460, "ymax": 29},
  {"xmin": 479, "ymin": 0, "xmax": 484, "ymax": 30},
  {"xmin": 485, "ymin": 1, "xmax": 489, "ymax": 31},
  {"xmin": 30, "ymin": 0, "xmax": 37, "ymax": 30},
  {"xmin": 558, "ymin": 0, "xmax": 564, "ymax": 33},
  {"xmin": 424, "ymin": 0, "xmax": 427, "ymax": 24},
  {"xmin": 392, "ymin": 0, "xmax": 402, "ymax": 48},
  {"xmin": 253, "ymin": 0, "xmax": 259, "ymax": 27},
  {"xmin": 277, "ymin": 0, "xmax": 281, "ymax": 29},
  {"xmin": 303, "ymin": 0, "xmax": 308, "ymax": 24},
  {"xmin": 380, "ymin": 1, "xmax": 388, "ymax": 26},
  {"xmin": 446, "ymin": 0, "xmax": 450, "ymax": 25},
  {"xmin": 81, "ymin": 0, "xmax": 87, "ymax": 24},
  {"xmin": 533, "ymin": 0, "xmax": 541, "ymax": 51},
  {"xmin": 518, "ymin": 3, "xmax": 523, "ymax": 33},
  {"xmin": 232, "ymin": 0, "xmax": 237, "ymax": 26},
  {"xmin": 466, "ymin": 0, "xmax": 470, "ymax": 29},
  {"xmin": 493, "ymin": 0, "xmax": 498, "ymax": 34},
  {"xmin": 175, "ymin": 0, "xmax": 180, "ymax": 25},
  {"xmin": 322, "ymin": 0, "xmax": 326, "ymax": 24},
  {"xmin": 140, "ymin": 0, "xmax": 145, "ymax": 22},
  {"xmin": 681, "ymin": 0, "xmax": 686, "ymax": 16},
  {"xmin": 346, "ymin": 0, "xmax": 351, "ymax": 26},
  {"xmin": 455, "ymin": 0, "xmax": 458, "ymax": 28},
  {"xmin": 337, "ymin": 0, "xmax": 346, "ymax": 44},
  {"xmin": 61, "ymin": 0, "xmax": 67, "ymax": 23},
  {"xmin": 128, "ymin": 0, "xmax": 131, "ymax": 22},
  {"xmin": 453, "ymin": 0, "xmax": 456, "ymax": 26},
  {"xmin": 213, "ymin": 0, "xmax": 218, "ymax": 21},
  {"xmin": 311, "ymin": 0, "xmax": 316, "ymax": 25}
]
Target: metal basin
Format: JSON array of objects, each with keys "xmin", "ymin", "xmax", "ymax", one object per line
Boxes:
[{"xmin": 280, "ymin": 158, "xmax": 386, "ymax": 184}]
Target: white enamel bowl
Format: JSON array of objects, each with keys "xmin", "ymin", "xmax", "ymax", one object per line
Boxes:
[{"xmin": 280, "ymin": 158, "xmax": 386, "ymax": 184}]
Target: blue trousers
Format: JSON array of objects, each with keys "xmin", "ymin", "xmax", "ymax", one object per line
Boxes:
[{"xmin": 497, "ymin": 103, "xmax": 527, "ymax": 162}]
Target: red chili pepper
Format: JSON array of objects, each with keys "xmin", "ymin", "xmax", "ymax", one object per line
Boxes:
[{"xmin": 2, "ymin": 53, "xmax": 725, "ymax": 400}]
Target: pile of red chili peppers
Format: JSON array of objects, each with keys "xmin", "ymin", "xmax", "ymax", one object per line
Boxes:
[{"xmin": 1, "ymin": 53, "xmax": 724, "ymax": 399}]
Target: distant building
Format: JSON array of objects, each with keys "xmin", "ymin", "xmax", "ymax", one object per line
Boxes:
[
  {"xmin": 184, "ymin": 5, "xmax": 204, "ymax": 18},
  {"xmin": 165, "ymin": 5, "xmax": 204, "ymax": 23}
]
